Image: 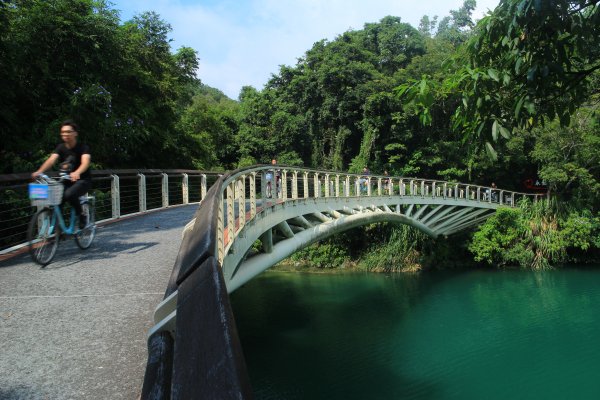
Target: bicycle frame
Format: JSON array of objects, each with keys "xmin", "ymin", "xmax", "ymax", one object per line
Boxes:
[{"xmin": 44, "ymin": 204, "xmax": 79, "ymax": 236}]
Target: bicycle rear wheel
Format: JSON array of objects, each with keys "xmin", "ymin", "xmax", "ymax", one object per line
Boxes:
[
  {"xmin": 27, "ymin": 208, "xmax": 60, "ymax": 266},
  {"xmin": 75, "ymin": 201, "xmax": 96, "ymax": 249}
]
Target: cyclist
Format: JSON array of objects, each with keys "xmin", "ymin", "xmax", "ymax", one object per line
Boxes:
[{"xmin": 32, "ymin": 120, "xmax": 92, "ymax": 229}]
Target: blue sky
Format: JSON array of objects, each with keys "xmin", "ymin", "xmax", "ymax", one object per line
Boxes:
[{"xmin": 109, "ymin": 0, "xmax": 500, "ymax": 99}]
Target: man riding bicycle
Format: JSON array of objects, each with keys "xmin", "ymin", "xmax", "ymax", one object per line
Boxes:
[{"xmin": 32, "ymin": 120, "xmax": 92, "ymax": 230}]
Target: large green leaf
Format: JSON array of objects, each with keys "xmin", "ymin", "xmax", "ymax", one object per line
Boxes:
[
  {"xmin": 485, "ymin": 141, "xmax": 498, "ymax": 160},
  {"xmin": 488, "ymin": 68, "xmax": 500, "ymax": 81}
]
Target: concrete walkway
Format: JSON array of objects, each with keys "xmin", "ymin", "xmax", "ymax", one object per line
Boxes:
[{"xmin": 0, "ymin": 204, "xmax": 198, "ymax": 400}]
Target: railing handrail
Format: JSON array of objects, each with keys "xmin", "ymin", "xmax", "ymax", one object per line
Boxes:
[
  {"xmin": 220, "ymin": 164, "xmax": 541, "ymax": 199},
  {"xmin": 215, "ymin": 164, "xmax": 543, "ymax": 264},
  {"xmin": 0, "ymin": 168, "xmax": 219, "ymax": 184},
  {"xmin": 0, "ymin": 169, "xmax": 221, "ymax": 254}
]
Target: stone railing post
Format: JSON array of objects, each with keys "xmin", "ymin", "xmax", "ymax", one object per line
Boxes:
[
  {"xmin": 281, "ymin": 170, "xmax": 288, "ymax": 201},
  {"xmin": 217, "ymin": 196, "xmax": 225, "ymax": 264},
  {"xmin": 345, "ymin": 175, "xmax": 350, "ymax": 197},
  {"xmin": 111, "ymin": 174, "xmax": 120, "ymax": 219},
  {"xmin": 236, "ymin": 176, "xmax": 246, "ymax": 232},
  {"xmin": 292, "ymin": 171, "xmax": 298, "ymax": 199},
  {"xmin": 260, "ymin": 170, "xmax": 267, "ymax": 200},
  {"xmin": 161, "ymin": 173, "xmax": 169, "ymax": 208},
  {"xmin": 182, "ymin": 173, "xmax": 189, "ymax": 204},
  {"xmin": 303, "ymin": 172, "xmax": 309, "ymax": 198},
  {"xmin": 226, "ymin": 183, "xmax": 234, "ymax": 249},
  {"xmin": 138, "ymin": 173, "xmax": 146, "ymax": 213},
  {"xmin": 249, "ymin": 172, "xmax": 256, "ymax": 219},
  {"xmin": 201, "ymin": 174, "xmax": 207, "ymax": 200}
]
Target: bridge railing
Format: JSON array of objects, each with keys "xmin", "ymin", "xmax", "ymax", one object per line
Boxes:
[
  {"xmin": 0, "ymin": 169, "xmax": 220, "ymax": 254},
  {"xmin": 215, "ymin": 165, "xmax": 543, "ymax": 266}
]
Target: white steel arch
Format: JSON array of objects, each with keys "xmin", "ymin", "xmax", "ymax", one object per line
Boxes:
[{"xmin": 189, "ymin": 165, "xmax": 540, "ymax": 293}]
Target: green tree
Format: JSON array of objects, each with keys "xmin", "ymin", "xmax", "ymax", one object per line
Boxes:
[
  {"xmin": 530, "ymin": 109, "xmax": 600, "ymax": 208},
  {"xmin": 0, "ymin": 1, "xmax": 207, "ymax": 171},
  {"xmin": 399, "ymin": 0, "xmax": 600, "ymax": 160}
]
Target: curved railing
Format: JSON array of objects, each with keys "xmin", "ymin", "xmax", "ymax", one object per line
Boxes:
[
  {"xmin": 214, "ymin": 165, "xmax": 541, "ymax": 267},
  {"xmin": 141, "ymin": 164, "xmax": 543, "ymax": 399}
]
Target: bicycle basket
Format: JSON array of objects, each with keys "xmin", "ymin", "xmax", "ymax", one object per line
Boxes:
[{"xmin": 29, "ymin": 182, "xmax": 64, "ymax": 206}]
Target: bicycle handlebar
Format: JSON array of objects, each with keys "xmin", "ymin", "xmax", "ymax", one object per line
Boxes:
[{"xmin": 35, "ymin": 173, "xmax": 71, "ymax": 184}]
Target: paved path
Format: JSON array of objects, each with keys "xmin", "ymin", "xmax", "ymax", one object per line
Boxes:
[{"xmin": 0, "ymin": 204, "xmax": 198, "ymax": 400}]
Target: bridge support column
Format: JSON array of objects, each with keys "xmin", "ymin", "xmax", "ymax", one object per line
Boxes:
[{"xmin": 261, "ymin": 229, "xmax": 273, "ymax": 253}]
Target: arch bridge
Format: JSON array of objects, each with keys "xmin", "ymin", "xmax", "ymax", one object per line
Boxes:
[{"xmin": 141, "ymin": 165, "xmax": 540, "ymax": 399}]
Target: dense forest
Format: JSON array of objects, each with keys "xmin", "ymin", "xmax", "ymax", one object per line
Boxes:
[{"xmin": 1, "ymin": 0, "xmax": 599, "ymax": 269}]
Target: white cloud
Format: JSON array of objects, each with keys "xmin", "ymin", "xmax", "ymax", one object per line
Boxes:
[{"xmin": 113, "ymin": 0, "xmax": 499, "ymax": 99}]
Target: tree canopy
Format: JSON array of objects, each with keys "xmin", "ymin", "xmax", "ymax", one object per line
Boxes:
[
  {"xmin": 1, "ymin": 0, "xmax": 598, "ymax": 210},
  {"xmin": 400, "ymin": 0, "xmax": 600, "ymax": 158}
]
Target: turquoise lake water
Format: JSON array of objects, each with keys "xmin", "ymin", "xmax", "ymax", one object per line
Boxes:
[{"xmin": 230, "ymin": 267, "xmax": 600, "ymax": 399}]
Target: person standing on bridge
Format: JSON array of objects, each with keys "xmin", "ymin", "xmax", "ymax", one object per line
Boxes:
[
  {"xmin": 32, "ymin": 120, "xmax": 92, "ymax": 229},
  {"xmin": 360, "ymin": 166, "xmax": 370, "ymax": 194},
  {"xmin": 272, "ymin": 158, "xmax": 281, "ymax": 197}
]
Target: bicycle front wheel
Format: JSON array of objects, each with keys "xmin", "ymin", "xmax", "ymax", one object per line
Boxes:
[
  {"xmin": 27, "ymin": 208, "xmax": 60, "ymax": 266},
  {"xmin": 75, "ymin": 201, "xmax": 96, "ymax": 249}
]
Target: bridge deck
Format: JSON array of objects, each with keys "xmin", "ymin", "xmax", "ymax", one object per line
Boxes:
[{"xmin": 0, "ymin": 204, "xmax": 197, "ymax": 400}]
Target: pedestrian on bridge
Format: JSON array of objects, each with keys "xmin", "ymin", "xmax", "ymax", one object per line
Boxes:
[{"xmin": 360, "ymin": 166, "xmax": 370, "ymax": 194}]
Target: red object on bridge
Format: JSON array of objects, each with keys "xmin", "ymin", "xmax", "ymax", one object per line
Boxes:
[{"xmin": 523, "ymin": 178, "xmax": 547, "ymax": 193}]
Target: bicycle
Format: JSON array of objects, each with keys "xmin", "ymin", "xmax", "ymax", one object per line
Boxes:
[{"xmin": 27, "ymin": 173, "xmax": 96, "ymax": 266}]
